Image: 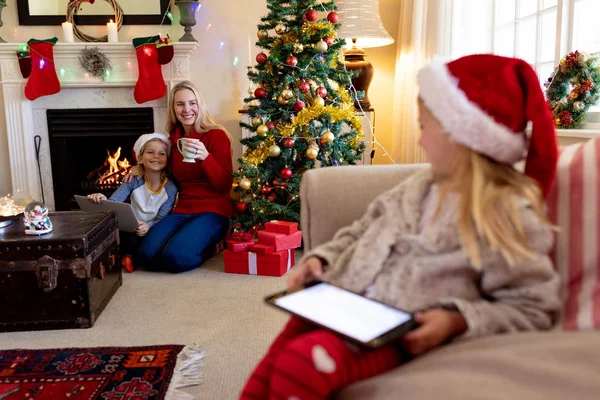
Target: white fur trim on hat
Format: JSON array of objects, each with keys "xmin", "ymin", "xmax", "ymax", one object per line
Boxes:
[
  {"xmin": 133, "ymin": 133, "xmax": 171, "ymax": 161},
  {"xmin": 417, "ymin": 61, "xmax": 525, "ymax": 164}
]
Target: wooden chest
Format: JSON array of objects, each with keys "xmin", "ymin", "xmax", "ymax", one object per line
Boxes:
[{"xmin": 0, "ymin": 211, "xmax": 122, "ymax": 332}]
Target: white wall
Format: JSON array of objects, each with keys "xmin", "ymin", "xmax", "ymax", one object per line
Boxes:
[{"xmin": 0, "ymin": 0, "xmax": 401, "ymax": 196}]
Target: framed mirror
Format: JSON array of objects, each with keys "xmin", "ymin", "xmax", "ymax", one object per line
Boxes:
[{"xmin": 18, "ymin": 0, "xmax": 173, "ymax": 26}]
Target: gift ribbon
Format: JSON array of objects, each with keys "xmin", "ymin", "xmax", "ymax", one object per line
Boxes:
[
  {"xmin": 249, "ymin": 252, "xmax": 257, "ymax": 275},
  {"xmin": 286, "ymin": 249, "xmax": 292, "ymax": 271}
]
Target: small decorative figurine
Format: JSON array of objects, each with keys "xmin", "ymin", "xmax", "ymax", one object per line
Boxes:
[{"xmin": 23, "ymin": 201, "xmax": 53, "ymax": 235}]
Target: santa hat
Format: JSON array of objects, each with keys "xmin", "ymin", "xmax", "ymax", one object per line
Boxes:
[
  {"xmin": 133, "ymin": 133, "xmax": 171, "ymax": 162},
  {"xmin": 416, "ymin": 54, "xmax": 558, "ymax": 197}
]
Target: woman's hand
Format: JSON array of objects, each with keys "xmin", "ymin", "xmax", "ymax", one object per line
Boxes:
[
  {"xmin": 287, "ymin": 256, "xmax": 325, "ymax": 289},
  {"xmin": 87, "ymin": 193, "xmax": 107, "ymax": 204},
  {"xmin": 134, "ymin": 222, "xmax": 150, "ymax": 237},
  {"xmin": 185, "ymin": 140, "xmax": 209, "ymax": 161},
  {"xmin": 400, "ymin": 309, "xmax": 468, "ymax": 356},
  {"xmin": 123, "ymin": 169, "xmax": 143, "ymax": 183}
]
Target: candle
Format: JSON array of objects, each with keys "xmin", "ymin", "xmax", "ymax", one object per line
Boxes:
[
  {"xmin": 107, "ymin": 19, "xmax": 118, "ymax": 43},
  {"xmin": 62, "ymin": 22, "xmax": 74, "ymax": 43}
]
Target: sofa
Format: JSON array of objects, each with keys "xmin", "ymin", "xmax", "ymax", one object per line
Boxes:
[{"xmin": 299, "ymin": 160, "xmax": 600, "ymax": 399}]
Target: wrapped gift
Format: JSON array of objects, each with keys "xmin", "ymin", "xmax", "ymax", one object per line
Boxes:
[
  {"xmin": 226, "ymin": 240, "xmax": 254, "ymax": 252},
  {"xmin": 230, "ymin": 232, "xmax": 253, "ymax": 242},
  {"xmin": 248, "ymin": 243, "xmax": 274, "ymax": 254},
  {"xmin": 224, "ymin": 249, "xmax": 295, "ymax": 277},
  {"xmin": 257, "ymin": 230, "xmax": 302, "ymax": 252},
  {"xmin": 265, "ymin": 220, "xmax": 299, "ymax": 235}
]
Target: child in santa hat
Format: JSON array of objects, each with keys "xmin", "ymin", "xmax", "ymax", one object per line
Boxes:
[
  {"xmin": 240, "ymin": 54, "xmax": 561, "ymax": 400},
  {"xmin": 88, "ymin": 133, "xmax": 178, "ymax": 272}
]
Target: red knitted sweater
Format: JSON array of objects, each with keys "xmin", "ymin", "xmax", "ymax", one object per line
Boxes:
[{"xmin": 170, "ymin": 127, "xmax": 233, "ymax": 218}]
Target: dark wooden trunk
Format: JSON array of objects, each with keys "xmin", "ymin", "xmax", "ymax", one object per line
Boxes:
[{"xmin": 0, "ymin": 211, "xmax": 122, "ymax": 332}]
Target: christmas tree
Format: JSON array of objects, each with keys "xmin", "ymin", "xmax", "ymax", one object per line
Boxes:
[{"xmin": 232, "ymin": 0, "xmax": 365, "ymax": 231}]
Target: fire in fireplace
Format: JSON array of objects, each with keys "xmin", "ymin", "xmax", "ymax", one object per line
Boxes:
[{"xmin": 47, "ymin": 108, "xmax": 154, "ymax": 211}]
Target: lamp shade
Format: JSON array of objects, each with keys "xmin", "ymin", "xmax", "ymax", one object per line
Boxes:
[{"xmin": 336, "ymin": 0, "xmax": 394, "ymax": 48}]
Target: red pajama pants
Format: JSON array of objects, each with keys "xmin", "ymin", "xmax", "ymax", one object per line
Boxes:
[{"xmin": 239, "ymin": 317, "xmax": 406, "ymax": 400}]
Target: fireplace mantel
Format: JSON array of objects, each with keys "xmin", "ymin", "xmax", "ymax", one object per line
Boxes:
[{"xmin": 0, "ymin": 42, "xmax": 198, "ymax": 206}]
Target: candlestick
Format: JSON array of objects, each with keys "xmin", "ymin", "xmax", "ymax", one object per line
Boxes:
[
  {"xmin": 107, "ymin": 19, "xmax": 118, "ymax": 43},
  {"xmin": 62, "ymin": 22, "xmax": 74, "ymax": 43}
]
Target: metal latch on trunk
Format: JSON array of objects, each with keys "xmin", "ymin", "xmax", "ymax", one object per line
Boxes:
[{"xmin": 35, "ymin": 255, "xmax": 59, "ymax": 292}]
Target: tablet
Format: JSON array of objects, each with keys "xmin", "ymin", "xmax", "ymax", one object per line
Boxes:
[
  {"xmin": 265, "ymin": 281, "xmax": 418, "ymax": 348},
  {"xmin": 74, "ymin": 195, "xmax": 140, "ymax": 233}
]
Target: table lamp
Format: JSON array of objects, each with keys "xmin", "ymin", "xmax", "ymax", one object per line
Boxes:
[{"xmin": 336, "ymin": 0, "xmax": 394, "ymax": 110}]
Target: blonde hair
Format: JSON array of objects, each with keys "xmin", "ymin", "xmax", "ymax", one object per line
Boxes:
[
  {"xmin": 434, "ymin": 144, "xmax": 553, "ymax": 268},
  {"xmin": 130, "ymin": 138, "xmax": 170, "ymax": 181},
  {"xmin": 166, "ymin": 80, "xmax": 233, "ymax": 145}
]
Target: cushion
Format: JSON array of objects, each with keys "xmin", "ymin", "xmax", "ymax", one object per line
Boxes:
[{"xmin": 546, "ymin": 136, "xmax": 600, "ymax": 330}]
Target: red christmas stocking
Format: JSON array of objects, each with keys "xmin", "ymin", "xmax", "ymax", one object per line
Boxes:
[
  {"xmin": 24, "ymin": 38, "xmax": 60, "ymax": 101},
  {"xmin": 133, "ymin": 36, "xmax": 166, "ymax": 104}
]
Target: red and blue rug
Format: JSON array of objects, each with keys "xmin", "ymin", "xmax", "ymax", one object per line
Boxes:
[{"xmin": 0, "ymin": 344, "xmax": 204, "ymax": 399}]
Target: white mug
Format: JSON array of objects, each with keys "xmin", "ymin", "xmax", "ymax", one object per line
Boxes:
[{"xmin": 177, "ymin": 138, "xmax": 196, "ymax": 163}]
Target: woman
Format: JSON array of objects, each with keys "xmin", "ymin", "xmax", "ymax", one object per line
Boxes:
[{"xmin": 137, "ymin": 81, "xmax": 233, "ymax": 273}]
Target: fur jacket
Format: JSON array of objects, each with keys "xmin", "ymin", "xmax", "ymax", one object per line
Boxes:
[{"xmin": 302, "ymin": 168, "xmax": 561, "ymax": 339}]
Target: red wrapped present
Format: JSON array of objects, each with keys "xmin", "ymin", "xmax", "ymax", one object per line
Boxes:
[
  {"xmin": 226, "ymin": 240, "xmax": 254, "ymax": 252},
  {"xmin": 224, "ymin": 249, "xmax": 295, "ymax": 277},
  {"xmin": 265, "ymin": 220, "xmax": 299, "ymax": 235},
  {"xmin": 249, "ymin": 243, "xmax": 275, "ymax": 254},
  {"xmin": 257, "ymin": 230, "xmax": 302, "ymax": 252}
]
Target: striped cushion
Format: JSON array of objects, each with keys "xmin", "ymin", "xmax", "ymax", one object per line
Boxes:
[{"xmin": 547, "ymin": 138, "xmax": 600, "ymax": 330}]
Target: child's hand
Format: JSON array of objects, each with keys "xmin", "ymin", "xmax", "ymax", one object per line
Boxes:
[
  {"xmin": 400, "ymin": 309, "xmax": 467, "ymax": 356},
  {"xmin": 287, "ymin": 256, "xmax": 325, "ymax": 289},
  {"xmin": 87, "ymin": 193, "xmax": 107, "ymax": 204},
  {"xmin": 134, "ymin": 222, "xmax": 150, "ymax": 237}
]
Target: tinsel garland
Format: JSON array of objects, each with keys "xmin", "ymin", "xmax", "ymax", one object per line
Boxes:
[
  {"xmin": 301, "ymin": 21, "xmax": 336, "ymax": 36},
  {"xmin": 243, "ymin": 136, "xmax": 275, "ymax": 166}
]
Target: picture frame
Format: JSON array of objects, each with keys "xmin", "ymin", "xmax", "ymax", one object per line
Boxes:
[{"xmin": 17, "ymin": 0, "xmax": 173, "ymax": 26}]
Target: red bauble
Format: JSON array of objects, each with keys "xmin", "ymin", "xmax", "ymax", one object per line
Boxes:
[
  {"xmin": 280, "ymin": 168, "xmax": 293, "ymax": 179},
  {"xmin": 324, "ymin": 36, "xmax": 335, "ymax": 47},
  {"xmin": 293, "ymin": 101, "xmax": 306, "ymax": 112},
  {"xmin": 327, "ymin": 12, "xmax": 339, "ymax": 23},
  {"xmin": 305, "ymin": 9, "xmax": 318, "ymax": 21},
  {"xmin": 298, "ymin": 81, "xmax": 310, "ymax": 93},
  {"xmin": 262, "ymin": 185, "xmax": 272, "ymax": 195},
  {"xmin": 254, "ymin": 88, "xmax": 266, "ymax": 99},
  {"xmin": 266, "ymin": 122, "xmax": 275, "ymax": 130},
  {"xmin": 236, "ymin": 202, "xmax": 248, "ymax": 213},
  {"xmin": 256, "ymin": 52, "xmax": 268, "ymax": 64},
  {"xmin": 286, "ymin": 55, "xmax": 298, "ymax": 67},
  {"xmin": 283, "ymin": 138, "xmax": 295, "ymax": 148},
  {"xmin": 268, "ymin": 193, "xmax": 277, "ymax": 202},
  {"xmin": 316, "ymin": 86, "xmax": 327, "ymax": 98}
]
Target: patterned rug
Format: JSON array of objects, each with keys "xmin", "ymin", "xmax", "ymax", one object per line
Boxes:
[{"xmin": 0, "ymin": 344, "xmax": 205, "ymax": 399}]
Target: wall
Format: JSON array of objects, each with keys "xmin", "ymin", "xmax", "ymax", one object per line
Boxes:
[{"xmin": 0, "ymin": 0, "xmax": 401, "ymax": 196}]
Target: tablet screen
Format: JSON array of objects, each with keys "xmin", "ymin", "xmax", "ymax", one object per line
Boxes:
[{"xmin": 274, "ymin": 282, "xmax": 412, "ymax": 343}]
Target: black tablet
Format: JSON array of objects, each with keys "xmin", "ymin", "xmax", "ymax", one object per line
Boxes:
[{"xmin": 265, "ymin": 281, "xmax": 418, "ymax": 348}]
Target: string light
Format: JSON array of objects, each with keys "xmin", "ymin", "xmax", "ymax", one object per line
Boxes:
[
  {"xmin": 60, "ymin": 68, "xmax": 66, "ymax": 78},
  {"xmin": 39, "ymin": 59, "xmax": 45, "ymax": 69},
  {"xmin": 219, "ymin": 41, "xmax": 225, "ymax": 50},
  {"xmin": 13, "ymin": 28, "xmax": 18, "ymax": 37},
  {"xmin": 233, "ymin": 57, "xmax": 239, "ymax": 66},
  {"xmin": 105, "ymin": 69, "xmax": 111, "ymax": 80},
  {"xmin": 144, "ymin": 47, "xmax": 152, "ymax": 56},
  {"xmin": 206, "ymin": 24, "xmax": 212, "ymax": 31},
  {"xmin": 127, "ymin": 61, "xmax": 132, "ymax": 70},
  {"xmin": 167, "ymin": 11, "xmax": 174, "ymax": 21}
]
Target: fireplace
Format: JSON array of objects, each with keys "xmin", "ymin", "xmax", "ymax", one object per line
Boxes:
[{"xmin": 47, "ymin": 108, "xmax": 154, "ymax": 211}]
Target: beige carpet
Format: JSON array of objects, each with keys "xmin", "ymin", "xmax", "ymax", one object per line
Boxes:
[{"xmin": 0, "ymin": 252, "xmax": 293, "ymax": 399}]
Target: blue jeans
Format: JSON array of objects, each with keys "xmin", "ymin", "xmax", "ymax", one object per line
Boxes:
[{"xmin": 137, "ymin": 212, "xmax": 230, "ymax": 273}]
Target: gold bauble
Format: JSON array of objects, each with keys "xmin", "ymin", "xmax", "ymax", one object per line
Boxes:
[
  {"xmin": 321, "ymin": 130, "xmax": 335, "ymax": 143},
  {"xmin": 281, "ymin": 89, "xmax": 294, "ymax": 100},
  {"xmin": 275, "ymin": 24, "xmax": 288, "ymax": 35},
  {"xmin": 315, "ymin": 40, "xmax": 328, "ymax": 53},
  {"xmin": 570, "ymin": 91, "xmax": 579, "ymax": 99},
  {"xmin": 306, "ymin": 147, "xmax": 319, "ymax": 159},
  {"xmin": 268, "ymin": 144, "xmax": 282, "ymax": 157},
  {"xmin": 312, "ymin": 97, "xmax": 325, "ymax": 107},
  {"xmin": 574, "ymin": 101, "xmax": 585, "ymax": 111},
  {"xmin": 294, "ymin": 43, "xmax": 304, "ymax": 53},
  {"xmin": 239, "ymin": 178, "xmax": 252, "ymax": 190},
  {"xmin": 256, "ymin": 124, "xmax": 269, "ymax": 136},
  {"xmin": 257, "ymin": 30, "xmax": 269, "ymax": 40},
  {"xmin": 278, "ymin": 95, "xmax": 289, "ymax": 105},
  {"xmin": 555, "ymin": 118, "xmax": 561, "ymax": 125},
  {"xmin": 251, "ymin": 116, "xmax": 263, "ymax": 127}
]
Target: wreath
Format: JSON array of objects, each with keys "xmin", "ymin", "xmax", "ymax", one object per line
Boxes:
[
  {"xmin": 79, "ymin": 47, "xmax": 111, "ymax": 79},
  {"xmin": 66, "ymin": 0, "xmax": 123, "ymax": 43},
  {"xmin": 545, "ymin": 51, "xmax": 600, "ymax": 129}
]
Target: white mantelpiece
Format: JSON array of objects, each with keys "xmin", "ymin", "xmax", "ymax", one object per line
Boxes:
[{"xmin": 0, "ymin": 42, "xmax": 198, "ymax": 209}]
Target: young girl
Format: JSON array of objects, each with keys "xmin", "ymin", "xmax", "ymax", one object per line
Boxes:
[
  {"xmin": 88, "ymin": 133, "xmax": 178, "ymax": 273},
  {"xmin": 240, "ymin": 55, "xmax": 562, "ymax": 399}
]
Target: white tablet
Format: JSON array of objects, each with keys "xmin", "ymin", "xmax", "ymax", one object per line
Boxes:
[
  {"xmin": 75, "ymin": 195, "xmax": 140, "ymax": 233},
  {"xmin": 266, "ymin": 281, "xmax": 417, "ymax": 348}
]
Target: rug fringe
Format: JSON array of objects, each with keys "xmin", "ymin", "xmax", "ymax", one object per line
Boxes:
[{"xmin": 166, "ymin": 344, "xmax": 205, "ymax": 400}]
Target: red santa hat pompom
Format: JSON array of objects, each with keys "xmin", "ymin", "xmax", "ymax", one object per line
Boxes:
[
  {"xmin": 417, "ymin": 54, "xmax": 558, "ymax": 198},
  {"xmin": 133, "ymin": 133, "xmax": 171, "ymax": 162}
]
